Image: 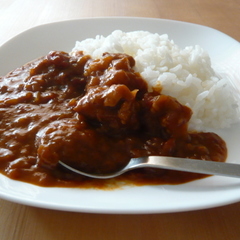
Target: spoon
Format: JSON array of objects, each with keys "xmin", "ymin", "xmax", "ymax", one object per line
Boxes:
[{"xmin": 59, "ymin": 156, "xmax": 240, "ymax": 179}]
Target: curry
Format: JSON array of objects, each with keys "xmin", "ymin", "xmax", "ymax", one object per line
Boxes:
[{"xmin": 0, "ymin": 51, "xmax": 227, "ymax": 188}]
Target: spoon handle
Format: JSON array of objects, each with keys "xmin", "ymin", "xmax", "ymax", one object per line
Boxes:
[{"xmin": 144, "ymin": 156, "xmax": 240, "ymax": 178}]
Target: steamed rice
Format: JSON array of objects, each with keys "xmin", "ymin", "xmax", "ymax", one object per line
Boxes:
[{"xmin": 71, "ymin": 30, "xmax": 240, "ymax": 130}]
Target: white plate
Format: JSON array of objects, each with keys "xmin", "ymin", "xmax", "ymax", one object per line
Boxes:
[{"xmin": 0, "ymin": 17, "xmax": 240, "ymax": 214}]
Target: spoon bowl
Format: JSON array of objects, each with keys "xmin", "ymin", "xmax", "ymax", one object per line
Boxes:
[{"xmin": 59, "ymin": 156, "xmax": 240, "ymax": 179}]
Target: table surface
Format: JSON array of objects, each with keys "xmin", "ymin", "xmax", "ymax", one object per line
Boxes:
[{"xmin": 0, "ymin": 0, "xmax": 240, "ymax": 239}]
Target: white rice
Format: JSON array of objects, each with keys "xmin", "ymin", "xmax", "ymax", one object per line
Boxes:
[{"xmin": 71, "ymin": 30, "xmax": 240, "ymax": 131}]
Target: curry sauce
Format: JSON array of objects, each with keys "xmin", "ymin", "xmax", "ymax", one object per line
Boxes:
[{"xmin": 0, "ymin": 51, "xmax": 227, "ymax": 188}]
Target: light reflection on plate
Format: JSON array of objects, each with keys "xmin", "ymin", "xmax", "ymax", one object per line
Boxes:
[{"xmin": 0, "ymin": 17, "xmax": 240, "ymax": 213}]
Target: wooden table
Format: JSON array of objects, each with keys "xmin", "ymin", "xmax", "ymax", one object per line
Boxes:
[{"xmin": 0, "ymin": 0, "xmax": 240, "ymax": 239}]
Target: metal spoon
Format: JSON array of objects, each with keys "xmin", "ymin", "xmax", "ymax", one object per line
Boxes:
[{"xmin": 59, "ymin": 156, "xmax": 240, "ymax": 179}]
